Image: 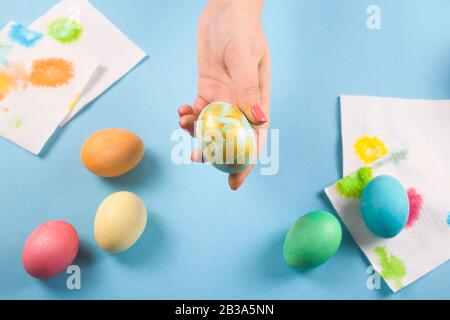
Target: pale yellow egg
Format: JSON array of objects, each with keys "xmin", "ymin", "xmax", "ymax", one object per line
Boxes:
[{"xmin": 94, "ymin": 192, "xmax": 147, "ymax": 253}]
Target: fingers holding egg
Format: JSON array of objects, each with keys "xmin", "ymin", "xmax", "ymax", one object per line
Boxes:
[
  {"xmin": 179, "ymin": 114, "xmax": 197, "ymax": 136},
  {"xmin": 191, "ymin": 146, "xmax": 205, "ymax": 163},
  {"xmin": 178, "ymin": 104, "xmax": 194, "ymax": 117}
]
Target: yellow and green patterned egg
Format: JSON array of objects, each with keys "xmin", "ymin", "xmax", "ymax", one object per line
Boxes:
[{"xmin": 196, "ymin": 102, "xmax": 256, "ymax": 174}]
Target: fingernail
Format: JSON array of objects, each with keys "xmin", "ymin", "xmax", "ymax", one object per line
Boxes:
[
  {"xmin": 251, "ymin": 105, "xmax": 267, "ymax": 123},
  {"xmin": 229, "ymin": 177, "xmax": 244, "ymax": 191},
  {"xmin": 231, "ymin": 181, "xmax": 243, "ymax": 191}
]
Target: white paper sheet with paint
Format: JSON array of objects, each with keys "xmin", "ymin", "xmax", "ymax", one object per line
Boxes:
[
  {"xmin": 340, "ymin": 96, "xmax": 450, "ymax": 176},
  {"xmin": 0, "ymin": 22, "xmax": 98, "ymax": 155},
  {"xmin": 30, "ymin": 0, "xmax": 147, "ymax": 126},
  {"xmin": 325, "ymin": 139, "xmax": 450, "ymax": 292}
]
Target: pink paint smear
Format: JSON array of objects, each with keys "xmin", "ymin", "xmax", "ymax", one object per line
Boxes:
[{"xmin": 406, "ymin": 188, "xmax": 423, "ymax": 228}]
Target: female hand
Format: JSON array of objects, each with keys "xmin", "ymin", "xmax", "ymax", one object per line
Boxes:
[{"xmin": 178, "ymin": 0, "xmax": 271, "ymax": 190}]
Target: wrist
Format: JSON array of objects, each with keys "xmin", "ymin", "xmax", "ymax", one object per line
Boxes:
[{"xmin": 209, "ymin": 0, "xmax": 263, "ymax": 11}]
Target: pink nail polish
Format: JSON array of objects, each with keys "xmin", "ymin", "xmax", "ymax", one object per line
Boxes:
[{"xmin": 251, "ymin": 105, "xmax": 267, "ymax": 123}]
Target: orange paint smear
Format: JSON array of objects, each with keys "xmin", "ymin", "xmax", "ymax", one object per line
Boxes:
[
  {"xmin": 0, "ymin": 73, "xmax": 12, "ymax": 101},
  {"xmin": 0, "ymin": 63, "xmax": 30, "ymax": 101},
  {"xmin": 29, "ymin": 58, "xmax": 74, "ymax": 88}
]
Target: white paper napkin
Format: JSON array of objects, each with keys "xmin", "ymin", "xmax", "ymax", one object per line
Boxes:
[
  {"xmin": 0, "ymin": 21, "xmax": 98, "ymax": 154},
  {"xmin": 325, "ymin": 138, "xmax": 450, "ymax": 292},
  {"xmin": 340, "ymin": 95, "xmax": 450, "ymax": 176},
  {"xmin": 30, "ymin": 0, "xmax": 147, "ymax": 126}
]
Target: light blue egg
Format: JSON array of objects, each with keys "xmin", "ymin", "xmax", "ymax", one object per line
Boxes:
[{"xmin": 361, "ymin": 175, "xmax": 409, "ymax": 238}]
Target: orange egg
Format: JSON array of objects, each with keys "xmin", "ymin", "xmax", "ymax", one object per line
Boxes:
[{"xmin": 81, "ymin": 128, "xmax": 144, "ymax": 178}]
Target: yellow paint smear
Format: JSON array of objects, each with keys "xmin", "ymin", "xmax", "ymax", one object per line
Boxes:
[
  {"xmin": 354, "ymin": 136, "xmax": 388, "ymax": 164},
  {"xmin": 68, "ymin": 92, "xmax": 81, "ymax": 111},
  {"xmin": 0, "ymin": 73, "xmax": 12, "ymax": 100}
]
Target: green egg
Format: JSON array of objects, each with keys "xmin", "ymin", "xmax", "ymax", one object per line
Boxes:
[{"xmin": 283, "ymin": 211, "xmax": 342, "ymax": 270}]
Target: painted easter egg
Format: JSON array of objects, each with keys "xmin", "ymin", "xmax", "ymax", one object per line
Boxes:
[
  {"xmin": 361, "ymin": 175, "xmax": 409, "ymax": 238},
  {"xmin": 283, "ymin": 211, "xmax": 342, "ymax": 270},
  {"xmin": 81, "ymin": 128, "xmax": 144, "ymax": 178},
  {"xmin": 196, "ymin": 102, "xmax": 256, "ymax": 174},
  {"xmin": 94, "ymin": 192, "xmax": 147, "ymax": 253},
  {"xmin": 22, "ymin": 221, "xmax": 79, "ymax": 279}
]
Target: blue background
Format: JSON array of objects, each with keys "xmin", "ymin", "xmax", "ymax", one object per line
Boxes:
[{"xmin": 1, "ymin": 0, "xmax": 449, "ymax": 300}]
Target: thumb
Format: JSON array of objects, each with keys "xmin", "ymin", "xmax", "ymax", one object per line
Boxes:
[{"xmin": 228, "ymin": 53, "xmax": 268, "ymax": 126}]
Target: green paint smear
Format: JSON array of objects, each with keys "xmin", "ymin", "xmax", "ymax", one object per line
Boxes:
[
  {"xmin": 375, "ymin": 247, "xmax": 406, "ymax": 290},
  {"xmin": 48, "ymin": 18, "xmax": 83, "ymax": 44},
  {"xmin": 336, "ymin": 167, "xmax": 373, "ymax": 198},
  {"xmin": 10, "ymin": 118, "xmax": 22, "ymax": 129},
  {"xmin": 374, "ymin": 149, "xmax": 409, "ymax": 169}
]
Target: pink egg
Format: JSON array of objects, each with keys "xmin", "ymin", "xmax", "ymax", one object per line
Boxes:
[{"xmin": 22, "ymin": 221, "xmax": 79, "ymax": 280}]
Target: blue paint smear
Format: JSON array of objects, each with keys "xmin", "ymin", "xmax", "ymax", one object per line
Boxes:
[
  {"xmin": 8, "ymin": 24, "xmax": 43, "ymax": 47},
  {"xmin": 447, "ymin": 212, "xmax": 450, "ymax": 226}
]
